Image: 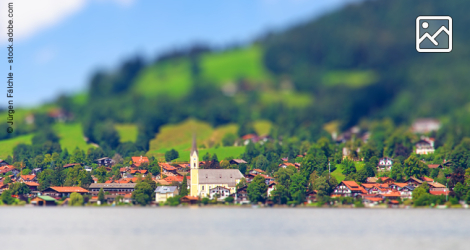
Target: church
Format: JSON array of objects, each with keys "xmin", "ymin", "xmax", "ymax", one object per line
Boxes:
[{"xmin": 190, "ymin": 136, "xmax": 244, "ymax": 197}]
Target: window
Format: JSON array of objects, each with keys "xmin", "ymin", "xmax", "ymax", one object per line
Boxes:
[
  {"xmin": 219, "ymin": 174, "xmax": 222, "ymax": 178},
  {"xmin": 202, "ymin": 186, "xmax": 204, "ymax": 190}
]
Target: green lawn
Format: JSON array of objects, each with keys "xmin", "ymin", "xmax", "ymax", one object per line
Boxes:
[
  {"xmin": 201, "ymin": 45, "xmax": 270, "ymax": 85},
  {"xmin": 323, "ymin": 70, "xmax": 379, "ymax": 88},
  {"xmin": 260, "ymin": 90, "xmax": 313, "ymax": 108},
  {"xmin": 115, "ymin": 124, "xmax": 138, "ymax": 143},
  {"xmin": 0, "ymin": 134, "xmax": 34, "ymax": 159},
  {"xmin": 173, "ymin": 146, "xmax": 246, "ymax": 162},
  {"xmin": 133, "ymin": 59, "xmax": 192, "ymax": 98},
  {"xmin": 53, "ymin": 123, "xmax": 91, "ymax": 152},
  {"xmin": 330, "ymin": 161, "xmax": 365, "ymax": 182},
  {"xmin": 253, "ymin": 120, "xmax": 272, "ymax": 136}
]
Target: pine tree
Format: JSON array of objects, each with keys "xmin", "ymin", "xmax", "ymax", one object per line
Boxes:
[
  {"xmin": 180, "ymin": 174, "xmax": 189, "ymax": 196},
  {"xmin": 98, "ymin": 188, "xmax": 106, "ymax": 205}
]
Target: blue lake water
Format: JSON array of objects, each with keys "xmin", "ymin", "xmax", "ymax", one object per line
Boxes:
[{"xmin": 0, "ymin": 207, "xmax": 469, "ymax": 250}]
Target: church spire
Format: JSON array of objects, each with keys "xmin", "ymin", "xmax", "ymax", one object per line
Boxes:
[{"xmin": 191, "ymin": 134, "xmax": 198, "ymax": 155}]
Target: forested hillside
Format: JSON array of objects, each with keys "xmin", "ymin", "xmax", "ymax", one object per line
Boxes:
[{"xmin": 2, "ymin": 0, "xmax": 470, "ymax": 160}]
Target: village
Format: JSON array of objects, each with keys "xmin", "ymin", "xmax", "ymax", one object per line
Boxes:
[{"xmin": 0, "ymin": 118, "xmax": 468, "ymax": 208}]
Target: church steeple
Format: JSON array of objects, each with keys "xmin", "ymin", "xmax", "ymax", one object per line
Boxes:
[{"xmin": 191, "ymin": 134, "xmax": 198, "ymax": 156}]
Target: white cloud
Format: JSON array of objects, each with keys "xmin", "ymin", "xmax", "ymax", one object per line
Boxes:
[{"xmin": 0, "ymin": 0, "xmax": 136, "ymax": 43}]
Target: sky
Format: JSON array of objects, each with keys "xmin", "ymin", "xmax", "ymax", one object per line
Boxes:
[{"xmin": 1, "ymin": 0, "xmax": 359, "ymax": 108}]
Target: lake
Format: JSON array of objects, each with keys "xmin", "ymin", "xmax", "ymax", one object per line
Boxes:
[{"xmin": 0, "ymin": 207, "xmax": 469, "ymax": 250}]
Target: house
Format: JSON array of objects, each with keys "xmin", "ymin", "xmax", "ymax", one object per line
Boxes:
[
  {"xmin": 130, "ymin": 169, "xmax": 148, "ymax": 176},
  {"xmin": 378, "ymin": 157, "xmax": 393, "ymax": 171},
  {"xmin": 209, "ymin": 186, "xmax": 231, "ymax": 200},
  {"xmin": 306, "ymin": 190, "xmax": 318, "ymax": 203},
  {"xmin": 362, "ymin": 194, "xmax": 384, "ymax": 206},
  {"xmin": 24, "ymin": 182, "xmax": 40, "ymax": 192},
  {"xmin": 0, "ymin": 165, "xmax": 18, "ymax": 175},
  {"xmin": 180, "ymin": 196, "xmax": 199, "ymax": 205},
  {"xmin": 267, "ymin": 181, "xmax": 276, "ymax": 197},
  {"xmin": 244, "ymin": 173, "xmax": 257, "ymax": 183},
  {"xmin": 230, "ymin": 159, "xmax": 248, "ymax": 165},
  {"xmin": 279, "ymin": 162, "xmax": 297, "ymax": 169},
  {"xmin": 366, "ymin": 177, "xmax": 378, "ymax": 183},
  {"xmin": 63, "ymin": 163, "xmax": 82, "ymax": 169},
  {"xmin": 84, "ymin": 166, "xmax": 92, "ymax": 172},
  {"xmin": 389, "ymin": 183, "xmax": 407, "ymax": 191},
  {"xmin": 32, "ymin": 168, "xmax": 42, "ymax": 175},
  {"xmin": 235, "ymin": 186, "xmax": 249, "ymax": 204},
  {"xmin": 161, "ymin": 163, "xmax": 178, "ymax": 174},
  {"xmin": 399, "ymin": 185, "xmax": 415, "ymax": 199},
  {"xmin": 88, "ymin": 183, "xmax": 137, "ymax": 197},
  {"xmin": 379, "ymin": 177, "xmax": 395, "ymax": 185},
  {"xmin": 95, "ymin": 157, "xmax": 114, "ymax": 167},
  {"xmin": 241, "ymin": 134, "xmax": 259, "ymax": 145},
  {"xmin": 411, "ymin": 118, "xmax": 441, "ymax": 134},
  {"xmin": 415, "ymin": 138, "xmax": 435, "ymax": 155},
  {"xmin": 260, "ymin": 174, "xmax": 275, "ymax": 185},
  {"xmin": 31, "ymin": 195, "xmax": 57, "ymax": 206},
  {"xmin": 18, "ymin": 175, "xmax": 37, "ymax": 183},
  {"xmin": 0, "ymin": 159, "xmax": 10, "ymax": 166},
  {"xmin": 381, "ymin": 191, "xmax": 402, "ymax": 200},
  {"xmin": 404, "ymin": 177, "xmax": 423, "ymax": 187},
  {"xmin": 249, "ymin": 169, "xmax": 266, "ymax": 175},
  {"xmin": 155, "ymin": 186, "xmax": 179, "ymax": 203},
  {"xmin": 189, "ymin": 136, "xmax": 243, "ymax": 198},
  {"xmin": 332, "ymin": 181, "xmax": 367, "ymax": 197},
  {"xmin": 41, "ymin": 186, "xmax": 89, "ymax": 198},
  {"xmin": 132, "ymin": 156, "xmax": 149, "ymax": 167}
]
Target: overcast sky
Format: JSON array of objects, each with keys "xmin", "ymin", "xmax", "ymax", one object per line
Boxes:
[{"xmin": 1, "ymin": 0, "xmax": 358, "ymax": 107}]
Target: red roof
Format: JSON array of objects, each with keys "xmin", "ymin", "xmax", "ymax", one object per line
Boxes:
[
  {"xmin": 132, "ymin": 156, "xmax": 149, "ymax": 167},
  {"xmin": 24, "ymin": 182, "xmax": 39, "ymax": 186},
  {"xmin": 252, "ymin": 169, "xmax": 265, "ymax": 173},
  {"xmin": 130, "ymin": 169, "xmax": 148, "ymax": 174},
  {"xmin": 382, "ymin": 191, "xmax": 401, "ymax": 197},
  {"xmin": 241, "ymin": 134, "xmax": 257, "ymax": 140},
  {"xmin": 20, "ymin": 175, "xmax": 36, "ymax": 181},
  {"xmin": 422, "ymin": 176, "xmax": 434, "ymax": 182},
  {"xmin": 342, "ymin": 181, "xmax": 367, "ymax": 193},
  {"xmin": 430, "ymin": 190, "xmax": 450, "ymax": 196},
  {"xmin": 160, "ymin": 163, "xmax": 177, "ymax": 171},
  {"xmin": 427, "ymin": 164, "xmax": 440, "ymax": 169},
  {"xmin": 50, "ymin": 186, "xmax": 89, "ymax": 193},
  {"xmin": 163, "ymin": 175, "xmax": 190, "ymax": 183}
]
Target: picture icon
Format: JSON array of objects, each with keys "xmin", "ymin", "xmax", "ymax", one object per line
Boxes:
[{"xmin": 416, "ymin": 16, "xmax": 452, "ymax": 53}]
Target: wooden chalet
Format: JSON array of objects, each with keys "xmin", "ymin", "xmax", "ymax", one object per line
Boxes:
[
  {"xmin": 88, "ymin": 183, "xmax": 137, "ymax": 196},
  {"xmin": 230, "ymin": 159, "xmax": 248, "ymax": 165},
  {"xmin": 180, "ymin": 196, "xmax": 199, "ymax": 205},
  {"xmin": 31, "ymin": 195, "xmax": 57, "ymax": 206},
  {"xmin": 404, "ymin": 177, "xmax": 423, "ymax": 187},
  {"xmin": 41, "ymin": 186, "xmax": 89, "ymax": 198},
  {"xmin": 332, "ymin": 181, "xmax": 367, "ymax": 197},
  {"xmin": 131, "ymin": 156, "xmax": 149, "ymax": 167},
  {"xmin": 95, "ymin": 157, "xmax": 114, "ymax": 167},
  {"xmin": 236, "ymin": 186, "xmax": 249, "ymax": 204}
]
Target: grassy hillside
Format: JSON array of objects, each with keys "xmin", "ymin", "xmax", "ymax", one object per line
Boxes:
[
  {"xmin": 115, "ymin": 124, "xmax": 138, "ymax": 143},
  {"xmin": 201, "ymin": 45, "xmax": 270, "ymax": 85},
  {"xmin": 0, "ymin": 134, "xmax": 34, "ymax": 159},
  {"xmin": 53, "ymin": 123, "xmax": 91, "ymax": 152},
  {"xmin": 330, "ymin": 162, "xmax": 365, "ymax": 182},
  {"xmin": 133, "ymin": 59, "xmax": 192, "ymax": 98}
]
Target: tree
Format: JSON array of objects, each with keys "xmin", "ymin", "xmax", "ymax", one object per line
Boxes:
[
  {"xmin": 313, "ymin": 176, "xmax": 329, "ymax": 197},
  {"xmin": 390, "ymin": 161, "xmax": 404, "ymax": 181},
  {"xmin": 403, "ymin": 155, "xmax": 427, "ymax": 178},
  {"xmin": 52, "ymin": 163, "xmax": 66, "ymax": 186},
  {"xmin": 98, "ymin": 188, "xmax": 106, "ymax": 205},
  {"xmin": 132, "ymin": 181, "xmax": 154, "ymax": 206},
  {"xmin": 1, "ymin": 189, "xmax": 14, "ymax": 205},
  {"xmin": 9, "ymin": 182, "xmax": 31, "ymax": 196},
  {"xmin": 3, "ymin": 175, "xmax": 11, "ymax": 184},
  {"xmin": 180, "ymin": 174, "xmax": 189, "ymax": 196},
  {"xmin": 247, "ymin": 175, "xmax": 267, "ymax": 203},
  {"xmin": 165, "ymin": 149, "xmax": 179, "ymax": 162},
  {"xmin": 209, "ymin": 153, "xmax": 219, "ymax": 169},
  {"xmin": 222, "ymin": 133, "xmax": 237, "ymax": 146},
  {"xmin": 289, "ymin": 173, "xmax": 307, "ymax": 204},
  {"xmin": 79, "ymin": 171, "xmax": 94, "ymax": 189},
  {"xmin": 95, "ymin": 166, "xmax": 108, "ymax": 183},
  {"xmin": 270, "ymin": 184, "xmax": 289, "ymax": 204},
  {"xmin": 255, "ymin": 155, "xmax": 268, "ymax": 171},
  {"xmin": 69, "ymin": 192, "xmax": 84, "ymax": 206},
  {"xmin": 38, "ymin": 169, "xmax": 54, "ymax": 191},
  {"xmin": 144, "ymin": 173, "xmax": 157, "ymax": 191},
  {"xmin": 274, "ymin": 168, "xmax": 294, "ymax": 188},
  {"xmin": 412, "ymin": 182, "xmax": 429, "ymax": 202},
  {"xmin": 342, "ymin": 159, "xmax": 357, "ymax": 176}
]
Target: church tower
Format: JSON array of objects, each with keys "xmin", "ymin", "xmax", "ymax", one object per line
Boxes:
[{"xmin": 190, "ymin": 135, "xmax": 199, "ymax": 197}]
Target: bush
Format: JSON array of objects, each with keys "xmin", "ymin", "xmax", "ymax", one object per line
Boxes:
[
  {"xmin": 224, "ymin": 196, "xmax": 234, "ymax": 204},
  {"xmin": 201, "ymin": 197, "xmax": 210, "ymax": 205}
]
